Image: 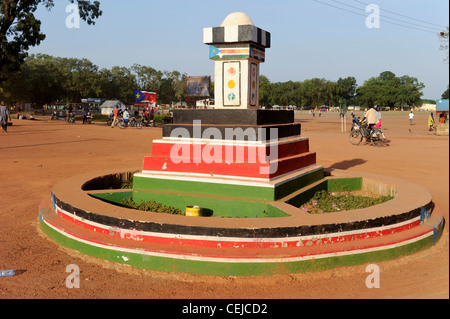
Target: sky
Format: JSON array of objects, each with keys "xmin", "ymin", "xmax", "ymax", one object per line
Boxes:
[{"xmin": 28, "ymin": 0, "xmax": 449, "ymax": 99}]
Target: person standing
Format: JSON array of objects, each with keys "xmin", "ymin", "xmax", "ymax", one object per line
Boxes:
[
  {"xmin": 409, "ymin": 111, "xmax": 414, "ymax": 125},
  {"xmin": 111, "ymin": 105, "xmax": 120, "ymax": 128},
  {"xmin": 1, "ymin": 101, "xmax": 11, "ymax": 133},
  {"xmin": 428, "ymin": 112, "xmax": 435, "ymax": 131}
]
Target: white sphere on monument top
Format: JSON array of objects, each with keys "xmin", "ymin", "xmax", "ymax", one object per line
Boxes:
[{"xmin": 220, "ymin": 12, "xmax": 254, "ymax": 26}]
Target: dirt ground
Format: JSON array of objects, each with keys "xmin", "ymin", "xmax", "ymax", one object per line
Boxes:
[{"xmin": 0, "ymin": 111, "xmax": 448, "ymax": 300}]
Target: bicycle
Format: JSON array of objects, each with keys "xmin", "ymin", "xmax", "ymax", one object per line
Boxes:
[
  {"xmin": 120, "ymin": 117, "xmax": 142, "ymax": 129},
  {"xmin": 349, "ymin": 121, "xmax": 386, "ymax": 147}
]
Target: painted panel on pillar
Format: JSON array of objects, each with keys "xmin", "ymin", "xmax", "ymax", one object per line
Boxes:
[
  {"xmin": 209, "ymin": 45, "xmax": 250, "ymax": 60},
  {"xmin": 250, "ymin": 45, "xmax": 265, "ymax": 62},
  {"xmin": 223, "ymin": 61, "xmax": 241, "ymax": 106},
  {"xmin": 250, "ymin": 62, "xmax": 258, "ymax": 106}
]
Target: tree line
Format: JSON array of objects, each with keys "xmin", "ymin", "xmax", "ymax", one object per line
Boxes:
[
  {"xmin": 0, "ymin": 54, "xmax": 434, "ymax": 109},
  {"xmin": 0, "ymin": 54, "xmax": 186, "ymax": 107},
  {"xmin": 259, "ymin": 71, "xmax": 428, "ymax": 109}
]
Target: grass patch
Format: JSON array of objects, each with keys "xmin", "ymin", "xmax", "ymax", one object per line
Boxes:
[
  {"xmin": 120, "ymin": 177, "xmax": 133, "ymax": 189},
  {"xmin": 300, "ymin": 190, "xmax": 394, "ymax": 214},
  {"xmin": 120, "ymin": 198, "xmax": 183, "ymax": 215}
]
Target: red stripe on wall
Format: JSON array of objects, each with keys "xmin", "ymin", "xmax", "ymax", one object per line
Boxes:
[{"xmin": 55, "ymin": 207, "xmax": 421, "ymax": 249}]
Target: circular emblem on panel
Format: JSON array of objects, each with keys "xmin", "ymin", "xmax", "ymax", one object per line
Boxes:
[
  {"xmin": 227, "ymin": 93, "xmax": 236, "ymax": 101},
  {"xmin": 227, "ymin": 67, "xmax": 236, "ymax": 76},
  {"xmin": 227, "ymin": 80, "xmax": 236, "ymax": 89}
]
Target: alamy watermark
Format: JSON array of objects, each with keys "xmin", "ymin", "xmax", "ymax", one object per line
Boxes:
[
  {"xmin": 169, "ymin": 120, "xmax": 279, "ymax": 175},
  {"xmin": 65, "ymin": 264, "xmax": 80, "ymax": 288},
  {"xmin": 365, "ymin": 263, "xmax": 380, "ymax": 288},
  {"xmin": 65, "ymin": 4, "xmax": 80, "ymax": 29},
  {"xmin": 365, "ymin": 4, "xmax": 380, "ymax": 29}
]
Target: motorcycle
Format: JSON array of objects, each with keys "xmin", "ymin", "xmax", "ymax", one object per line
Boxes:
[
  {"xmin": 83, "ymin": 113, "xmax": 93, "ymax": 124},
  {"xmin": 120, "ymin": 117, "xmax": 142, "ymax": 128},
  {"xmin": 51, "ymin": 110, "xmax": 65, "ymax": 120},
  {"xmin": 67, "ymin": 112, "xmax": 76, "ymax": 124},
  {"xmin": 141, "ymin": 116, "xmax": 155, "ymax": 127},
  {"xmin": 51, "ymin": 111, "xmax": 59, "ymax": 120}
]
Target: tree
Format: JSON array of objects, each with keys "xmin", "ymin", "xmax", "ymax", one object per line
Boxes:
[
  {"xmin": 0, "ymin": 0, "xmax": 102, "ymax": 77},
  {"xmin": 158, "ymin": 77, "xmax": 175, "ymax": 105},
  {"xmin": 107, "ymin": 66, "xmax": 136, "ymax": 104},
  {"xmin": 336, "ymin": 77, "xmax": 357, "ymax": 106},
  {"xmin": 61, "ymin": 57, "xmax": 99, "ymax": 103},
  {"xmin": 19, "ymin": 54, "xmax": 67, "ymax": 106},
  {"xmin": 131, "ymin": 64, "xmax": 162, "ymax": 91},
  {"xmin": 258, "ymin": 75, "xmax": 271, "ymax": 107},
  {"xmin": 164, "ymin": 70, "xmax": 186, "ymax": 104},
  {"xmin": 379, "ymin": 71, "xmax": 396, "ymax": 82},
  {"xmin": 442, "ymin": 85, "xmax": 449, "ymax": 99},
  {"xmin": 357, "ymin": 71, "xmax": 424, "ymax": 108}
]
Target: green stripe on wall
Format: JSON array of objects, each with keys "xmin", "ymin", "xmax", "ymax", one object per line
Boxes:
[
  {"xmin": 90, "ymin": 190, "xmax": 289, "ymax": 218},
  {"xmin": 132, "ymin": 168, "xmax": 324, "ymax": 202},
  {"xmin": 40, "ymin": 219, "xmax": 436, "ymax": 276},
  {"xmin": 274, "ymin": 168, "xmax": 324, "ymax": 200},
  {"xmin": 133, "ymin": 175, "xmax": 275, "ymax": 201}
]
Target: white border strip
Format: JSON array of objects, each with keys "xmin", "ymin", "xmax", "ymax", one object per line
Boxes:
[
  {"xmin": 156, "ymin": 136, "xmax": 307, "ymax": 147},
  {"xmin": 137, "ymin": 164, "xmax": 322, "ymax": 188},
  {"xmin": 160, "ymin": 135, "xmax": 304, "ymax": 146}
]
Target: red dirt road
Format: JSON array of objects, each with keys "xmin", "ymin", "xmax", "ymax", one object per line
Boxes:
[{"xmin": 0, "ymin": 111, "xmax": 448, "ymax": 299}]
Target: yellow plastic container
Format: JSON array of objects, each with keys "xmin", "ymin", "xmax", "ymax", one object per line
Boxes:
[{"xmin": 186, "ymin": 205, "xmax": 201, "ymax": 217}]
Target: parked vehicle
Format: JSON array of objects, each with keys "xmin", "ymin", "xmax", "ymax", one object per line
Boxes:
[
  {"xmin": 141, "ymin": 117, "xmax": 155, "ymax": 127},
  {"xmin": 67, "ymin": 112, "xmax": 76, "ymax": 124},
  {"xmin": 51, "ymin": 110, "xmax": 65, "ymax": 120},
  {"xmin": 83, "ymin": 111, "xmax": 93, "ymax": 124}
]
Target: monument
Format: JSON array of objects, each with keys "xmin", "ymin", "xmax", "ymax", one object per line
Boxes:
[
  {"xmin": 133, "ymin": 11, "xmax": 322, "ymax": 207},
  {"xmin": 203, "ymin": 12, "xmax": 269, "ymax": 109},
  {"xmin": 38, "ymin": 12, "xmax": 444, "ymax": 276}
]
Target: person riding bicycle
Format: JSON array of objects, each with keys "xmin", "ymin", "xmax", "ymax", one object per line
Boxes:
[
  {"xmin": 122, "ymin": 108, "xmax": 130, "ymax": 124},
  {"xmin": 361, "ymin": 106, "xmax": 377, "ymax": 137}
]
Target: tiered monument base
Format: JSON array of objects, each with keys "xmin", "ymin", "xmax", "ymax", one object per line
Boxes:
[{"xmin": 38, "ymin": 109, "xmax": 445, "ymax": 276}]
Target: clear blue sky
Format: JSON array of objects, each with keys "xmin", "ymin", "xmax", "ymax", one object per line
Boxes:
[{"xmin": 29, "ymin": 0, "xmax": 449, "ymax": 99}]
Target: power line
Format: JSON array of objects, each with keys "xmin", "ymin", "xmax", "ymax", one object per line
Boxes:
[
  {"xmin": 313, "ymin": 0, "xmax": 367, "ymax": 18},
  {"xmin": 353, "ymin": 0, "xmax": 448, "ymax": 29},
  {"xmin": 332, "ymin": 0, "xmax": 443, "ymax": 32},
  {"xmin": 312, "ymin": 0, "xmax": 441, "ymax": 34}
]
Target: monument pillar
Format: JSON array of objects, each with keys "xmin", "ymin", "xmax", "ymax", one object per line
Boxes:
[
  {"xmin": 136, "ymin": 11, "xmax": 320, "ymax": 202},
  {"xmin": 203, "ymin": 12, "xmax": 270, "ymax": 109}
]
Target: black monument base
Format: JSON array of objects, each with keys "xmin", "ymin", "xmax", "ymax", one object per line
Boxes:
[
  {"xmin": 172, "ymin": 109, "xmax": 294, "ymax": 125},
  {"xmin": 164, "ymin": 109, "xmax": 300, "ymax": 141}
]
